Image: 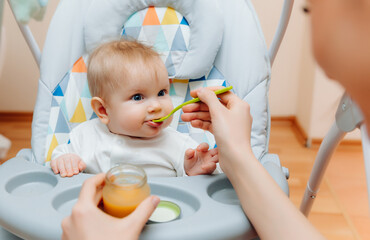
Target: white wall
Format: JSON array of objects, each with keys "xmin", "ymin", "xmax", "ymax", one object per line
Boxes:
[{"xmin": 0, "ymin": 0, "xmax": 362, "ymax": 140}]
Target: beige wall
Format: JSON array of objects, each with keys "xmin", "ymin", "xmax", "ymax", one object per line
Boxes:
[
  {"xmin": 253, "ymin": 0, "xmax": 361, "ymax": 140},
  {"xmin": 0, "ymin": 0, "xmax": 362, "ymax": 140},
  {"xmin": 0, "ymin": 0, "xmax": 58, "ymax": 111},
  {"xmin": 309, "ymin": 67, "xmax": 361, "ymax": 140},
  {"xmin": 295, "ymin": 19, "xmax": 315, "ymax": 138},
  {"xmin": 253, "ymin": 0, "xmax": 307, "ymax": 116},
  {"xmin": 1, "ymin": 0, "xmax": 306, "ymax": 114}
]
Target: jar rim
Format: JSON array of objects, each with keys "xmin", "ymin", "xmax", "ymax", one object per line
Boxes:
[{"xmin": 105, "ymin": 164, "xmax": 148, "ymax": 189}]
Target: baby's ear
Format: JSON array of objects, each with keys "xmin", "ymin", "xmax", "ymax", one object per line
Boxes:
[{"xmin": 91, "ymin": 97, "xmax": 109, "ymax": 125}]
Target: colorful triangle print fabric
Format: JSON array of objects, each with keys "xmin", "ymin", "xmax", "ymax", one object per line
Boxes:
[
  {"xmin": 122, "ymin": 7, "xmax": 190, "ymax": 77},
  {"xmin": 45, "ymin": 56, "xmax": 96, "ymax": 162}
]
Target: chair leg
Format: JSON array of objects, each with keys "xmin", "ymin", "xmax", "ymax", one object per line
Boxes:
[{"xmin": 300, "ymin": 122, "xmax": 345, "ymax": 216}]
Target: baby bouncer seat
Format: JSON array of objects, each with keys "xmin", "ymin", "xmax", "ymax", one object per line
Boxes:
[{"xmin": 0, "ymin": 0, "xmax": 292, "ymax": 239}]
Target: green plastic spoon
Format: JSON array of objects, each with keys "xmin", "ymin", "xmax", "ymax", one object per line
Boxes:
[{"xmin": 152, "ymin": 86, "xmax": 233, "ymax": 123}]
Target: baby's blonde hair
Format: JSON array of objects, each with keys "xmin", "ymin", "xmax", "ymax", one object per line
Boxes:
[{"xmin": 87, "ymin": 40, "xmax": 163, "ymax": 102}]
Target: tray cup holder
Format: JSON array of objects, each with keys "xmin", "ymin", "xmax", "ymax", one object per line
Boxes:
[
  {"xmin": 52, "ymin": 187, "xmax": 81, "ymax": 218},
  {"xmin": 149, "ymin": 183, "xmax": 201, "ymax": 221},
  {"xmin": 51, "ymin": 183, "xmax": 202, "ymax": 221},
  {"xmin": 207, "ymin": 178, "xmax": 240, "ymax": 205},
  {"xmin": 5, "ymin": 172, "xmax": 58, "ymax": 197}
]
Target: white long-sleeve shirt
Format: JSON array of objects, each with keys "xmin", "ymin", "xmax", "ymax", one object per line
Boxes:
[{"xmin": 51, "ymin": 118, "xmax": 198, "ymax": 177}]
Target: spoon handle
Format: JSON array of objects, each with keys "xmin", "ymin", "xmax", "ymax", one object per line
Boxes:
[{"xmin": 152, "ymin": 86, "xmax": 233, "ymax": 122}]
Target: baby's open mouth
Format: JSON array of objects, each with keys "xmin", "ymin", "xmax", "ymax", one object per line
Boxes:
[{"xmin": 147, "ymin": 120, "xmax": 163, "ymax": 127}]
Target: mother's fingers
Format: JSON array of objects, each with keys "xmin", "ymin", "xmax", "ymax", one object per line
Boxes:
[
  {"xmin": 195, "ymin": 88, "xmax": 227, "ymax": 114},
  {"xmin": 189, "ymin": 86, "xmax": 224, "ymax": 98},
  {"xmin": 190, "ymin": 87, "xmax": 235, "ymax": 106},
  {"xmin": 78, "ymin": 173, "xmax": 106, "ymax": 206},
  {"xmin": 181, "ymin": 111, "xmax": 211, "ymax": 122},
  {"xmin": 190, "ymin": 120, "xmax": 212, "ymax": 132},
  {"xmin": 125, "ymin": 196, "xmax": 160, "ymax": 235},
  {"xmin": 183, "ymin": 87, "xmax": 236, "ymax": 115},
  {"xmin": 182, "ymin": 102, "xmax": 209, "ymax": 113}
]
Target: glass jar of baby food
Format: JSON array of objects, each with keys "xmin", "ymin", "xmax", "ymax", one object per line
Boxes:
[{"xmin": 102, "ymin": 164, "xmax": 150, "ymax": 218}]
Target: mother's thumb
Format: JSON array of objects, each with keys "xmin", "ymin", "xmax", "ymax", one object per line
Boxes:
[
  {"xmin": 126, "ymin": 196, "xmax": 160, "ymax": 228},
  {"xmin": 197, "ymin": 88, "xmax": 223, "ymax": 113}
]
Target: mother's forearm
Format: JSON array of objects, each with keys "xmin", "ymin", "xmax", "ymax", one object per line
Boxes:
[{"xmin": 222, "ymin": 150, "xmax": 324, "ymax": 240}]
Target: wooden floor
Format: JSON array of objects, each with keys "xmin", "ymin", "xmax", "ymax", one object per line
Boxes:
[
  {"xmin": 0, "ymin": 120, "xmax": 32, "ymax": 164},
  {"xmin": 0, "ymin": 119, "xmax": 369, "ymax": 239},
  {"xmin": 270, "ymin": 121, "xmax": 369, "ymax": 240}
]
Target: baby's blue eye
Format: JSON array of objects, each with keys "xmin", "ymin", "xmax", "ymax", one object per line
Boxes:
[
  {"xmin": 132, "ymin": 94, "xmax": 143, "ymax": 101},
  {"xmin": 158, "ymin": 90, "xmax": 166, "ymax": 97}
]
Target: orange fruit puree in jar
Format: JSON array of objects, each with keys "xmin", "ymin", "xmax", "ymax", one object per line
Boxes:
[{"xmin": 102, "ymin": 165, "xmax": 150, "ymax": 218}]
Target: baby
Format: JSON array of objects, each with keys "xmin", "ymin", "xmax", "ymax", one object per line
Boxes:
[{"xmin": 50, "ymin": 40, "xmax": 219, "ymax": 177}]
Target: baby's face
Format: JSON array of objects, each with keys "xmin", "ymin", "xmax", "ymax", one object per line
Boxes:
[{"xmin": 105, "ymin": 62, "xmax": 173, "ymax": 138}]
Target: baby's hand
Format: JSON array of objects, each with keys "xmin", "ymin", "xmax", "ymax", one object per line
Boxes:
[
  {"xmin": 184, "ymin": 143, "xmax": 218, "ymax": 176},
  {"xmin": 50, "ymin": 153, "xmax": 86, "ymax": 177}
]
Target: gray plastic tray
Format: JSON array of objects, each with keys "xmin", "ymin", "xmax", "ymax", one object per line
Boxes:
[{"xmin": 0, "ymin": 156, "xmax": 288, "ymax": 240}]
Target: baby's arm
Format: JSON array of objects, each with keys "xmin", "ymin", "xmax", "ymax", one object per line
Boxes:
[
  {"xmin": 184, "ymin": 142, "xmax": 218, "ymax": 176},
  {"xmin": 51, "ymin": 153, "xmax": 86, "ymax": 177}
]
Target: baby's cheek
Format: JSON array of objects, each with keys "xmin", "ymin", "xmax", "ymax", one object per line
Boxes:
[
  {"xmin": 163, "ymin": 115, "xmax": 173, "ymax": 129},
  {"xmin": 120, "ymin": 116, "xmax": 141, "ymax": 130},
  {"xmin": 165, "ymin": 101, "xmax": 174, "ymax": 114}
]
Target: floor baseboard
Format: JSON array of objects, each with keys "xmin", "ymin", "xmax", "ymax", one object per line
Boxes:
[
  {"xmin": 271, "ymin": 116, "xmax": 362, "ymax": 148},
  {"xmin": 0, "ymin": 112, "xmax": 33, "ymax": 122}
]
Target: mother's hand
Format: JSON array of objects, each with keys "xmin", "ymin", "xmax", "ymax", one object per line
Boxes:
[
  {"xmin": 61, "ymin": 173, "xmax": 160, "ymax": 240},
  {"xmin": 181, "ymin": 87, "xmax": 254, "ymax": 160}
]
